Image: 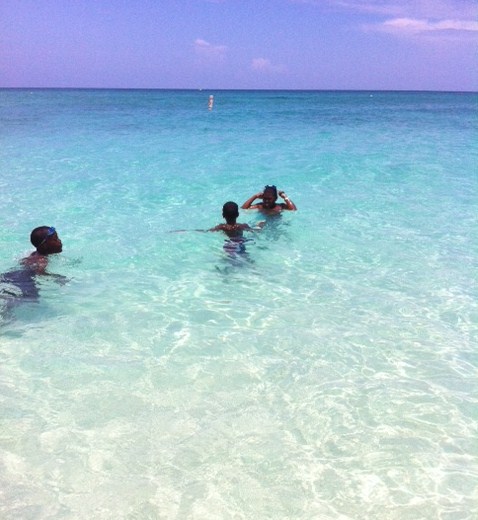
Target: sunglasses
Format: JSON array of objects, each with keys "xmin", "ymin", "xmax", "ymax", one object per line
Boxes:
[{"xmin": 39, "ymin": 226, "xmax": 56, "ymax": 246}]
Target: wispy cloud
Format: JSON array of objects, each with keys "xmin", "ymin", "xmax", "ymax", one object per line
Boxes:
[
  {"xmin": 293, "ymin": 1, "xmax": 478, "ymax": 39},
  {"xmin": 290, "ymin": 0, "xmax": 404, "ymax": 16},
  {"xmin": 251, "ymin": 58, "xmax": 287, "ymax": 74},
  {"xmin": 194, "ymin": 39, "xmax": 227, "ymax": 61},
  {"xmin": 325, "ymin": 1, "xmax": 476, "ymax": 19},
  {"xmin": 378, "ymin": 17, "xmax": 478, "ymax": 34}
]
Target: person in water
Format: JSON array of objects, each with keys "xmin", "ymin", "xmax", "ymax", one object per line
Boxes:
[
  {"xmin": 209, "ymin": 201, "xmax": 262, "ymax": 255},
  {"xmin": 241, "ymin": 185, "xmax": 297, "ymax": 214},
  {"xmin": 1, "ymin": 226, "xmax": 63, "ymax": 316},
  {"xmin": 22, "ymin": 226, "xmax": 63, "ymax": 272},
  {"xmin": 210, "ymin": 201, "xmax": 258, "ymax": 237}
]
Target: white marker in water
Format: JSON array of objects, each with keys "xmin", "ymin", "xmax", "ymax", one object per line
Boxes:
[{"xmin": 208, "ymin": 95, "xmax": 214, "ymax": 110}]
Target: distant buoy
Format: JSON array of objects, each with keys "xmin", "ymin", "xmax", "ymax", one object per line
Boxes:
[{"xmin": 208, "ymin": 95, "xmax": 214, "ymax": 110}]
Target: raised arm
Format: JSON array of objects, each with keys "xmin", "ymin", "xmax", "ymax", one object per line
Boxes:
[
  {"xmin": 241, "ymin": 192, "xmax": 263, "ymax": 209},
  {"xmin": 278, "ymin": 190, "xmax": 297, "ymax": 211}
]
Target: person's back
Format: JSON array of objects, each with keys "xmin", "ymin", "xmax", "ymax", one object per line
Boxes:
[
  {"xmin": 213, "ymin": 222, "xmax": 251, "ymax": 239},
  {"xmin": 209, "ymin": 201, "xmax": 264, "ymax": 258},
  {"xmin": 210, "ymin": 201, "xmax": 254, "ymax": 239}
]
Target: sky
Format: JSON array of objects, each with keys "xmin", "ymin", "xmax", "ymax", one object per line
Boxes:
[{"xmin": 1, "ymin": 0, "xmax": 477, "ymax": 91}]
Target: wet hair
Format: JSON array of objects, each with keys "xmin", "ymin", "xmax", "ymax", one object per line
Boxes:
[
  {"xmin": 30, "ymin": 226, "xmax": 51, "ymax": 248},
  {"xmin": 222, "ymin": 201, "xmax": 239, "ymax": 220},
  {"xmin": 263, "ymin": 185, "xmax": 278, "ymax": 198}
]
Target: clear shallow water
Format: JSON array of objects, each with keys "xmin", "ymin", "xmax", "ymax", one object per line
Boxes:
[{"xmin": 1, "ymin": 89, "xmax": 477, "ymax": 519}]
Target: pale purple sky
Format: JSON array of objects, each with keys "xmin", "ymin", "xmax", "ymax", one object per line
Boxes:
[{"xmin": 1, "ymin": 0, "xmax": 476, "ymax": 91}]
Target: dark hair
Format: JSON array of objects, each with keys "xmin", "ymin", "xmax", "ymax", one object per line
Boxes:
[
  {"xmin": 30, "ymin": 226, "xmax": 51, "ymax": 247},
  {"xmin": 263, "ymin": 185, "xmax": 278, "ymax": 198},
  {"xmin": 222, "ymin": 201, "xmax": 239, "ymax": 219}
]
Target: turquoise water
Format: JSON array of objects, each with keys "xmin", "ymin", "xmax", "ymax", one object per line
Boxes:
[{"xmin": 1, "ymin": 89, "xmax": 477, "ymax": 519}]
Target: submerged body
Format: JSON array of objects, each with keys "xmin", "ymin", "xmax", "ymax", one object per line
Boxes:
[{"xmin": 1, "ymin": 268, "xmax": 39, "ymax": 301}]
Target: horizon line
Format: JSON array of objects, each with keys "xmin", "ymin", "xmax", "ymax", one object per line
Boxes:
[{"xmin": 1, "ymin": 87, "xmax": 476, "ymax": 94}]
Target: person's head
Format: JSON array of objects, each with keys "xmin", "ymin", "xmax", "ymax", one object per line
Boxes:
[
  {"xmin": 30, "ymin": 226, "xmax": 62, "ymax": 255},
  {"xmin": 222, "ymin": 201, "xmax": 239, "ymax": 224},
  {"xmin": 262, "ymin": 185, "xmax": 278, "ymax": 209}
]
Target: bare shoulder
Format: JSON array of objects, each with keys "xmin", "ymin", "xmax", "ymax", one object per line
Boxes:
[
  {"xmin": 21, "ymin": 253, "xmax": 48, "ymax": 273},
  {"xmin": 210, "ymin": 224, "xmax": 226, "ymax": 232}
]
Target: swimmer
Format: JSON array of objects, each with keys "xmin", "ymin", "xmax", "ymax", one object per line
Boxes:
[
  {"xmin": 1, "ymin": 226, "xmax": 64, "ymax": 318},
  {"xmin": 209, "ymin": 201, "xmax": 262, "ymax": 238},
  {"xmin": 171, "ymin": 203, "xmax": 263, "ymax": 243},
  {"xmin": 210, "ymin": 201, "xmax": 263, "ymax": 256},
  {"xmin": 21, "ymin": 226, "xmax": 63, "ymax": 274},
  {"xmin": 241, "ymin": 185, "xmax": 297, "ymax": 214}
]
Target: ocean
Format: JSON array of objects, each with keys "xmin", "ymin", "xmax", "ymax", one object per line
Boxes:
[{"xmin": 1, "ymin": 89, "xmax": 477, "ymax": 519}]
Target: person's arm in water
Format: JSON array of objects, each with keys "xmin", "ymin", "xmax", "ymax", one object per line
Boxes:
[
  {"xmin": 278, "ymin": 190, "xmax": 297, "ymax": 211},
  {"xmin": 239, "ymin": 223, "xmax": 265, "ymax": 232},
  {"xmin": 209, "ymin": 223, "xmax": 264, "ymax": 233},
  {"xmin": 250, "ymin": 221, "xmax": 266, "ymax": 230},
  {"xmin": 20, "ymin": 253, "xmax": 69, "ymax": 284},
  {"xmin": 241, "ymin": 192, "xmax": 264, "ymax": 209},
  {"xmin": 209, "ymin": 224, "xmax": 227, "ymax": 232}
]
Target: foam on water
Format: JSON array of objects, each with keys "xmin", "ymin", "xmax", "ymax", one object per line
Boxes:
[{"xmin": 1, "ymin": 89, "xmax": 477, "ymax": 519}]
